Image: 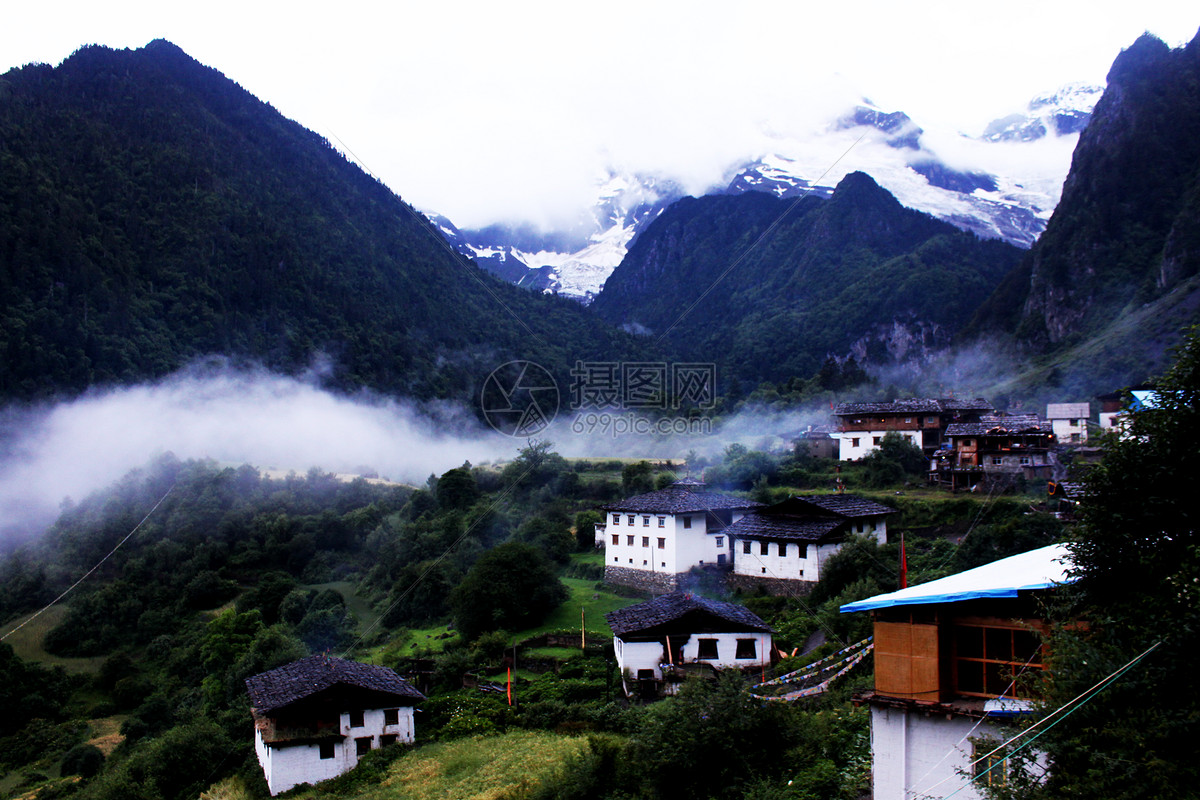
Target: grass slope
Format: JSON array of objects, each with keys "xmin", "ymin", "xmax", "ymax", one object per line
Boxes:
[{"xmin": 287, "ymin": 730, "xmax": 592, "ymax": 800}]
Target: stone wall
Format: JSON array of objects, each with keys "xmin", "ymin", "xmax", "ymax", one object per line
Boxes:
[
  {"xmin": 724, "ymin": 573, "xmax": 816, "ymax": 597},
  {"xmin": 604, "ymin": 565, "xmax": 681, "ymax": 594}
]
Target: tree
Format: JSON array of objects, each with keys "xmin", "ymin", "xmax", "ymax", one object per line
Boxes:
[
  {"xmin": 1015, "ymin": 328, "xmax": 1200, "ymax": 799},
  {"xmin": 450, "ymin": 542, "xmax": 568, "ymax": 641}
]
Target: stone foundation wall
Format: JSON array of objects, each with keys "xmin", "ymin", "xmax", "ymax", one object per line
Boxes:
[
  {"xmin": 725, "ymin": 573, "xmax": 816, "ymax": 597},
  {"xmin": 604, "ymin": 565, "xmax": 682, "ymax": 594}
]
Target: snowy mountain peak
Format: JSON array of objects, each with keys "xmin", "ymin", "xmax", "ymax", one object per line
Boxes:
[{"xmin": 983, "ymin": 82, "xmax": 1103, "ymax": 142}]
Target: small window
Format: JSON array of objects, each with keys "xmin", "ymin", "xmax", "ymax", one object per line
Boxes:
[
  {"xmin": 627, "ymin": 535, "xmax": 634, "ymax": 545},
  {"xmin": 642, "ymin": 536, "xmax": 650, "ymax": 547},
  {"xmin": 611, "ymin": 534, "xmax": 619, "ymax": 545},
  {"xmin": 926, "ymin": 416, "xmax": 938, "ymax": 424},
  {"xmin": 904, "ymin": 417, "xmax": 912, "ymax": 423},
  {"xmin": 643, "ymin": 560, "xmax": 648, "ymax": 565},
  {"xmin": 661, "ymin": 562, "xmax": 666, "ymax": 567},
  {"xmin": 798, "ymin": 544, "xmax": 808, "ymax": 558},
  {"xmin": 873, "ymin": 436, "xmax": 882, "ymax": 445},
  {"xmin": 716, "ymin": 536, "xmax": 724, "ymax": 547},
  {"xmin": 760, "ymin": 542, "xmax": 769, "ymax": 556},
  {"xmin": 613, "ymin": 556, "xmax": 618, "ymax": 562},
  {"xmin": 612, "ymin": 514, "xmax": 620, "ymax": 525},
  {"xmin": 643, "ymin": 515, "xmax": 650, "ymax": 527},
  {"xmin": 683, "ymin": 516, "xmax": 692, "ymax": 529},
  {"xmin": 973, "ymin": 741, "xmax": 1009, "ymax": 788},
  {"xmin": 735, "ymin": 638, "xmax": 757, "ymax": 659},
  {"xmin": 778, "ymin": 542, "xmax": 788, "ymax": 557},
  {"xmin": 850, "ymin": 437, "xmax": 860, "ymax": 447},
  {"xmin": 657, "ymin": 537, "xmax": 665, "ymax": 549},
  {"xmin": 697, "ymin": 638, "xmax": 719, "ymax": 659},
  {"xmin": 658, "ymin": 516, "xmax": 666, "ymax": 527},
  {"xmin": 356, "ymin": 737, "xmax": 373, "ymax": 756},
  {"xmin": 743, "ymin": 541, "xmax": 751, "ymax": 554},
  {"xmin": 380, "ymin": 734, "xmax": 398, "ymax": 747},
  {"xmin": 992, "ymin": 456, "xmax": 1003, "ymax": 465},
  {"xmin": 349, "ymin": 710, "xmax": 364, "ymax": 728},
  {"xmin": 384, "ymin": 708, "xmax": 399, "ymax": 726},
  {"xmin": 627, "ymin": 515, "xmax": 635, "ymax": 525},
  {"xmin": 319, "ymin": 741, "xmax": 335, "ymax": 759},
  {"xmin": 1019, "ymin": 456, "xmax": 1030, "ymax": 465}
]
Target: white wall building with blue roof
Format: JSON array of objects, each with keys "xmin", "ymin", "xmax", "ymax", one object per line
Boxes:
[{"xmin": 840, "ymin": 545, "xmax": 1073, "ymax": 800}]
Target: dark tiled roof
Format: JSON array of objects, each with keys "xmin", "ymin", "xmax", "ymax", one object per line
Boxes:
[
  {"xmin": 945, "ymin": 415, "xmax": 1052, "ymax": 437},
  {"xmin": 245, "ymin": 656, "xmax": 423, "ymax": 713},
  {"xmin": 834, "ymin": 398, "xmax": 992, "ymax": 416},
  {"xmin": 605, "ymin": 592, "xmax": 771, "ymax": 636},
  {"xmin": 790, "ymin": 494, "xmax": 897, "ymax": 518},
  {"xmin": 603, "ymin": 485, "xmax": 763, "ymax": 514},
  {"xmin": 834, "ymin": 398, "xmax": 943, "ymax": 415},
  {"xmin": 724, "ymin": 513, "xmax": 844, "ymax": 542}
]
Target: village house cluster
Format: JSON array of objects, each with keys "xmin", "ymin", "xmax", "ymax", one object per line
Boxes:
[{"xmin": 244, "ymin": 390, "xmax": 1133, "ymax": 795}]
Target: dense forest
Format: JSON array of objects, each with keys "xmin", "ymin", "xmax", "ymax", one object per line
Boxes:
[{"xmin": 0, "ymin": 41, "xmax": 654, "ymax": 402}]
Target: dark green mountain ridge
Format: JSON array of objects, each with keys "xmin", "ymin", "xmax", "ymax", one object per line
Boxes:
[
  {"xmin": 0, "ymin": 40, "xmax": 649, "ymax": 401},
  {"xmin": 968, "ymin": 28, "xmax": 1200, "ymax": 393},
  {"xmin": 592, "ymin": 172, "xmax": 1023, "ymax": 390}
]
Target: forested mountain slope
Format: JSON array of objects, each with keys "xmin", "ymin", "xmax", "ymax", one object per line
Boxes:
[
  {"xmin": 0, "ymin": 41, "xmax": 648, "ymax": 400},
  {"xmin": 969, "ymin": 30, "xmax": 1200, "ymax": 389},
  {"xmin": 591, "ymin": 172, "xmax": 1022, "ymax": 389}
]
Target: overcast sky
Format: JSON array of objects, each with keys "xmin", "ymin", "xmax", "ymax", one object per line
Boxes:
[{"xmin": 4, "ymin": 1, "xmax": 1198, "ymax": 229}]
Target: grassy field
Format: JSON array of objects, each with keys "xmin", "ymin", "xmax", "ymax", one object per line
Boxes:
[
  {"xmin": 1, "ymin": 605, "xmax": 106, "ymax": 674},
  {"xmin": 286, "ymin": 730, "xmax": 592, "ymax": 800}
]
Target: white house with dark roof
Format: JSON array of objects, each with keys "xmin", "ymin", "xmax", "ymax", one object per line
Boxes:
[
  {"xmin": 725, "ymin": 494, "xmax": 895, "ymax": 590},
  {"xmin": 834, "ymin": 398, "xmax": 993, "ymax": 460},
  {"xmin": 600, "ymin": 480, "xmax": 762, "ymax": 592},
  {"xmin": 1046, "ymin": 402, "xmax": 1091, "ymax": 444},
  {"xmin": 606, "ymin": 592, "xmax": 774, "ymax": 697},
  {"xmin": 841, "ymin": 545, "xmax": 1073, "ymax": 800},
  {"xmin": 245, "ymin": 655, "xmax": 424, "ymax": 795}
]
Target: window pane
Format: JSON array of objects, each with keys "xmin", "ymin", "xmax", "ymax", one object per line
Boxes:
[
  {"xmin": 956, "ymin": 626, "xmax": 983, "ymax": 659},
  {"xmin": 986, "ymin": 628, "xmax": 1013, "ymax": 662}
]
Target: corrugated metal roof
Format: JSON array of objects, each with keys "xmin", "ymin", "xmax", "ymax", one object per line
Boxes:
[{"xmin": 839, "ymin": 544, "xmax": 1074, "ymax": 613}]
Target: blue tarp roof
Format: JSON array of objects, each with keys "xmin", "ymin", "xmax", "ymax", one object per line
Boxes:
[{"xmin": 839, "ymin": 544, "xmax": 1074, "ymax": 613}]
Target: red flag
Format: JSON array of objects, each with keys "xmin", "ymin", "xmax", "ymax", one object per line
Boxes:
[
  {"xmin": 899, "ymin": 533, "xmax": 908, "ymax": 589},
  {"xmin": 507, "ymin": 667, "xmax": 512, "ymax": 706}
]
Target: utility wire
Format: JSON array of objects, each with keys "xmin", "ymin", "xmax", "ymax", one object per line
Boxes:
[
  {"xmin": 1, "ymin": 483, "xmax": 175, "ymax": 642},
  {"xmin": 932, "ymin": 639, "xmax": 1163, "ymax": 800}
]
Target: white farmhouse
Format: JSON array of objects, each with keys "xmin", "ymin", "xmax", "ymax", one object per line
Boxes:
[
  {"xmin": 840, "ymin": 545, "xmax": 1074, "ymax": 800},
  {"xmin": 599, "ymin": 479, "xmax": 762, "ymax": 592},
  {"xmin": 605, "ymin": 592, "xmax": 774, "ymax": 698},
  {"xmin": 1046, "ymin": 402, "xmax": 1091, "ymax": 443},
  {"xmin": 724, "ymin": 494, "xmax": 895, "ymax": 592},
  {"xmin": 245, "ymin": 655, "xmax": 424, "ymax": 796}
]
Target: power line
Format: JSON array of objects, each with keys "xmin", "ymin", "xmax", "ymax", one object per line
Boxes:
[{"xmin": 1, "ymin": 482, "xmax": 175, "ymax": 643}]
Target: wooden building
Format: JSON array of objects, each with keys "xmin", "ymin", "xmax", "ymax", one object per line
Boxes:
[
  {"xmin": 834, "ymin": 398, "xmax": 993, "ymax": 460},
  {"xmin": 841, "ymin": 545, "xmax": 1074, "ymax": 800},
  {"xmin": 934, "ymin": 414, "xmax": 1057, "ymax": 491}
]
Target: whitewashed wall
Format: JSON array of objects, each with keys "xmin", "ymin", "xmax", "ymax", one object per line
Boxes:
[
  {"xmin": 871, "ymin": 705, "xmax": 1011, "ymax": 800},
  {"xmin": 255, "ymin": 706, "xmax": 416, "ymax": 796}
]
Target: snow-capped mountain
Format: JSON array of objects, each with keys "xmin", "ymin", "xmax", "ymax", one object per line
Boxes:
[
  {"xmin": 434, "ymin": 173, "xmax": 684, "ymax": 303},
  {"xmin": 982, "ymin": 83, "xmax": 1103, "ymax": 142},
  {"xmin": 434, "ymin": 86, "xmax": 1100, "ymax": 302}
]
